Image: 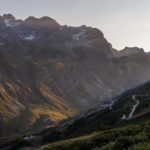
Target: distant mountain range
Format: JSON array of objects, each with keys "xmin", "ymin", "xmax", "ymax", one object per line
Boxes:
[{"xmin": 0, "ymin": 14, "xmax": 150, "ymax": 137}]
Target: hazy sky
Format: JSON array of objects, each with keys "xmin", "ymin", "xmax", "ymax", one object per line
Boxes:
[{"xmin": 0, "ymin": 0, "xmax": 150, "ymax": 51}]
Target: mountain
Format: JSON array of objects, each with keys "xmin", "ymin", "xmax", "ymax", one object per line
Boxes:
[
  {"xmin": 0, "ymin": 14, "xmax": 150, "ymax": 137},
  {"xmin": 1, "ymin": 81, "xmax": 150, "ymax": 150}
]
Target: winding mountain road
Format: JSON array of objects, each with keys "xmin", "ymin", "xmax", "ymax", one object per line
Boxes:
[
  {"xmin": 122, "ymin": 95, "xmax": 140, "ymax": 120},
  {"xmin": 128, "ymin": 95, "xmax": 140, "ymax": 119}
]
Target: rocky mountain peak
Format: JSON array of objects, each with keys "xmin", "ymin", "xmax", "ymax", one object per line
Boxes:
[
  {"xmin": 39, "ymin": 16, "xmax": 56, "ymax": 22},
  {"xmin": 2, "ymin": 13, "xmax": 15, "ymax": 20},
  {"xmin": 23, "ymin": 16, "xmax": 60, "ymax": 29},
  {"xmin": 122, "ymin": 46, "xmax": 144, "ymax": 54},
  {"xmin": 0, "ymin": 14, "xmax": 23, "ymax": 27},
  {"xmin": 118, "ymin": 47, "xmax": 145, "ymax": 57}
]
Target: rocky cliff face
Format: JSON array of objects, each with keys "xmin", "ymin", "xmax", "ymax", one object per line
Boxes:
[{"xmin": 0, "ymin": 14, "xmax": 150, "ymax": 136}]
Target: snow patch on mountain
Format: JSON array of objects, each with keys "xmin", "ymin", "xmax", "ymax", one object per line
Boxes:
[
  {"xmin": 24, "ymin": 34, "xmax": 35, "ymax": 40},
  {"xmin": 4, "ymin": 19, "xmax": 20, "ymax": 27},
  {"xmin": 72, "ymin": 29, "xmax": 87, "ymax": 41}
]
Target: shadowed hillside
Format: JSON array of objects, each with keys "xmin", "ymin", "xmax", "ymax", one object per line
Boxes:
[{"xmin": 0, "ymin": 81, "xmax": 150, "ymax": 150}]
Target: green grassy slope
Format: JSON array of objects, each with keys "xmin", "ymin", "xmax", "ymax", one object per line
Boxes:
[{"xmin": 38, "ymin": 121, "xmax": 150, "ymax": 150}]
